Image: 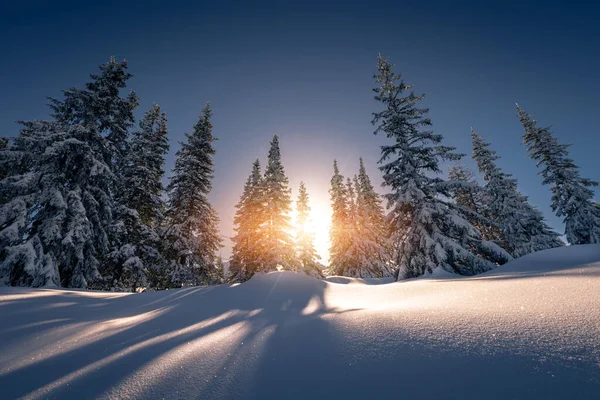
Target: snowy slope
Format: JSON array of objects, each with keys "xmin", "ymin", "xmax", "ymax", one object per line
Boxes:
[{"xmin": 1, "ymin": 245, "xmax": 600, "ymax": 399}]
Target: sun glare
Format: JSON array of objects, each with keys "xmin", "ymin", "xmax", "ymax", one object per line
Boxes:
[{"xmin": 290, "ymin": 197, "xmax": 331, "ymax": 264}]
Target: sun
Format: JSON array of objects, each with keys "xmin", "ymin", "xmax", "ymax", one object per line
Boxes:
[{"xmin": 290, "ymin": 197, "xmax": 331, "ymax": 264}]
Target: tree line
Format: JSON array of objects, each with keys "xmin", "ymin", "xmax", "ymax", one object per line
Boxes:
[
  {"xmin": 1, "ymin": 55, "xmax": 599, "ymax": 290},
  {"xmin": 0, "ymin": 58, "xmax": 221, "ymax": 290}
]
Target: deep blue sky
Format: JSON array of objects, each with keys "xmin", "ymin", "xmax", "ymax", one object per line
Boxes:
[{"xmin": 2, "ymin": 0, "xmax": 599, "ymax": 261}]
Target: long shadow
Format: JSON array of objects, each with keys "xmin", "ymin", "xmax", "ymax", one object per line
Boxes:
[
  {"xmin": 0, "ymin": 272, "xmax": 360, "ymax": 399},
  {"xmin": 5, "ymin": 265, "xmax": 599, "ymax": 399}
]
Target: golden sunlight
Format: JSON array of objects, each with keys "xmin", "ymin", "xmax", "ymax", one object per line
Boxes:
[{"xmin": 290, "ymin": 196, "xmax": 331, "ymax": 264}]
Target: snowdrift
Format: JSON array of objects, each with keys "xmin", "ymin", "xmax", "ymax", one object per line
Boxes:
[
  {"xmin": 323, "ymin": 276, "xmax": 395, "ymax": 285},
  {"xmin": 1, "ymin": 245, "xmax": 600, "ymax": 399}
]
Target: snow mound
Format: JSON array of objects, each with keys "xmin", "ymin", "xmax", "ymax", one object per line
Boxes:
[
  {"xmin": 1, "ymin": 246, "xmax": 600, "ymax": 399},
  {"xmin": 323, "ymin": 276, "xmax": 395, "ymax": 285},
  {"xmin": 419, "ymin": 266, "xmax": 461, "ymax": 280},
  {"xmin": 484, "ymin": 243, "xmax": 600, "ymax": 275}
]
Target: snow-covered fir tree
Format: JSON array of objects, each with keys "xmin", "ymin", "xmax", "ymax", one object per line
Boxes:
[
  {"xmin": 0, "ymin": 58, "xmax": 138, "ymax": 288},
  {"xmin": 295, "ymin": 182, "xmax": 324, "ymax": 278},
  {"xmin": 122, "ymin": 105, "xmax": 169, "ymax": 226},
  {"xmin": 471, "ymin": 128, "xmax": 563, "ymax": 257},
  {"xmin": 229, "ymin": 160, "xmax": 266, "ymax": 282},
  {"xmin": 447, "ymin": 162, "xmax": 500, "ymax": 243},
  {"xmin": 49, "ymin": 56, "xmax": 138, "ymax": 171},
  {"xmin": 100, "ymin": 105, "xmax": 171, "ymax": 290},
  {"xmin": 328, "ymin": 160, "xmax": 352, "ymax": 276},
  {"xmin": 260, "ymin": 135, "xmax": 298, "ymax": 272},
  {"xmin": 163, "ymin": 103, "xmax": 222, "ymax": 286},
  {"xmin": 339, "ymin": 175, "xmax": 371, "ymax": 278},
  {"xmin": 0, "ymin": 137, "xmax": 8, "ymax": 182},
  {"xmin": 215, "ymin": 255, "xmax": 225, "ymax": 280},
  {"xmin": 517, "ymin": 105, "xmax": 600, "ymax": 245},
  {"xmin": 351, "ymin": 158, "xmax": 392, "ymax": 277},
  {"xmin": 54, "ymin": 57, "xmax": 140, "ymax": 290},
  {"xmin": 372, "ymin": 55, "xmax": 511, "ymax": 279}
]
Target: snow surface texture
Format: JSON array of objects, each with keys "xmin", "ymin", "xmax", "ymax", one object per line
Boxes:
[{"xmin": 1, "ymin": 245, "xmax": 600, "ymax": 399}]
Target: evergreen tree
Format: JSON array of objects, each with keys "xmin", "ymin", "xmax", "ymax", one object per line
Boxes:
[
  {"xmin": 346, "ymin": 177, "xmax": 357, "ymax": 227},
  {"xmin": 471, "ymin": 129, "xmax": 563, "ymax": 257},
  {"xmin": 0, "ymin": 137, "xmax": 8, "ymax": 182},
  {"xmin": 0, "ymin": 58, "xmax": 138, "ymax": 288},
  {"xmin": 164, "ymin": 103, "xmax": 222, "ymax": 286},
  {"xmin": 517, "ymin": 105, "xmax": 600, "ymax": 244},
  {"xmin": 215, "ymin": 255, "xmax": 225, "ymax": 281},
  {"xmin": 49, "ymin": 56, "xmax": 138, "ymax": 171},
  {"xmin": 372, "ymin": 55, "xmax": 510, "ymax": 279},
  {"xmin": 261, "ymin": 135, "xmax": 298, "ymax": 272},
  {"xmin": 0, "ymin": 137, "xmax": 14, "ymax": 205},
  {"xmin": 229, "ymin": 160, "xmax": 266, "ymax": 282},
  {"xmin": 352, "ymin": 158, "xmax": 392, "ymax": 277},
  {"xmin": 448, "ymin": 162, "xmax": 499, "ymax": 242},
  {"xmin": 99, "ymin": 105, "xmax": 170, "ymax": 291},
  {"xmin": 340, "ymin": 176, "xmax": 364, "ymax": 277},
  {"xmin": 328, "ymin": 160, "xmax": 352, "ymax": 276},
  {"xmin": 295, "ymin": 182, "xmax": 324, "ymax": 278},
  {"xmin": 122, "ymin": 104, "xmax": 169, "ymax": 226}
]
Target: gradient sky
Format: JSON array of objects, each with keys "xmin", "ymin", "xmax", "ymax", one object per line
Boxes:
[{"xmin": 2, "ymin": 0, "xmax": 599, "ymax": 262}]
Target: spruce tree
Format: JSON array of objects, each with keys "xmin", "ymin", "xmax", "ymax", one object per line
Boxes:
[
  {"xmin": 352, "ymin": 158, "xmax": 392, "ymax": 277},
  {"xmin": 341, "ymin": 176, "xmax": 363, "ymax": 277},
  {"xmin": 215, "ymin": 255, "xmax": 225, "ymax": 281},
  {"xmin": 295, "ymin": 182, "xmax": 324, "ymax": 278},
  {"xmin": 229, "ymin": 160, "xmax": 266, "ymax": 282},
  {"xmin": 448, "ymin": 163, "xmax": 499, "ymax": 242},
  {"xmin": 0, "ymin": 138, "xmax": 8, "ymax": 182},
  {"xmin": 164, "ymin": 103, "xmax": 222, "ymax": 286},
  {"xmin": 99, "ymin": 105, "xmax": 170, "ymax": 291},
  {"xmin": 0, "ymin": 58, "xmax": 138, "ymax": 288},
  {"xmin": 49, "ymin": 56, "xmax": 138, "ymax": 170},
  {"xmin": 0, "ymin": 137, "xmax": 16, "ymax": 204},
  {"xmin": 261, "ymin": 135, "xmax": 297, "ymax": 272},
  {"xmin": 471, "ymin": 129, "xmax": 563, "ymax": 257},
  {"xmin": 122, "ymin": 104, "xmax": 169, "ymax": 226},
  {"xmin": 372, "ymin": 55, "xmax": 510, "ymax": 279},
  {"xmin": 328, "ymin": 160, "xmax": 351, "ymax": 276},
  {"xmin": 517, "ymin": 105, "xmax": 600, "ymax": 244}
]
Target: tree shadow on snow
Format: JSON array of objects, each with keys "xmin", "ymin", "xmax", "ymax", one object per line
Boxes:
[{"xmin": 0, "ymin": 272, "xmax": 360, "ymax": 399}]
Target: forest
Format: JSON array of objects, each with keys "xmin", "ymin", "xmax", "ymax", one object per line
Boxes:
[{"xmin": 1, "ymin": 55, "xmax": 599, "ymax": 291}]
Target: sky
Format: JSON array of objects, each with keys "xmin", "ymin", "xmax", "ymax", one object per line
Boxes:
[{"xmin": 1, "ymin": 0, "xmax": 599, "ymax": 263}]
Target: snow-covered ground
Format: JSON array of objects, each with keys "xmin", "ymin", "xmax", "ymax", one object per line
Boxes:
[{"xmin": 1, "ymin": 245, "xmax": 600, "ymax": 399}]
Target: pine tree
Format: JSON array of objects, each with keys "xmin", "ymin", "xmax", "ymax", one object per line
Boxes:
[
  {"xmin": 49, "ymin": 56, "xmax": 138, "ymax": 170},
  {"xmin": 351, "ymin": 158, "xmax": 392, "ymax": 277},
  {"xmin": 229, "ymin": 160, "xmax": 266, "ymax": 282},
  {"xmin": 0, "ymin": 58, "xmax": 138, "ymax": 288},
  {"xmin": 517, "ymin": 105, "xmax": 600, "ymax": 244},
  {"xmin": 372, "ymin": 55, "xmax": 510, "ymax": 279},
  {"xmin": 448, "ymin": 162, "xmax": 499, "ymax": 242},
  {"xmin": 163, "ymin": 103, "xmax": 222, "ymax": 286},
  {"xmin": 295, "ymin": 182, "xmax": 324, "ymax": 278},
  {"xmin": 122, "ymin": 104, "xmax": 169, "ymax": 226},
  {"xmin": 99, "ymin": 105, "xmax": 171, "ymax": 291},
  {"xmin": 0, "ymin": 138, "xmax": 8, "ymax": 182},
  {"xmin": 471, "ymin": 129, "xmax": 563, "ymax": 257},
  {"xmin": 0, "ymin": 137, "xmax": 14, "ymax": 205},
  {"xmin": 328, "ymin": 160, "xmax": 352, "ymax": 276},
  {"xmin": 215, "ymin": 255, "xmax": 225, "ymax": 281},
  {"xmin": 341, "ymin": 176, "xmax": 363, "ymax": 276},
  {"xmin": 261, "ymin": 135, "xmax": 298, "ymax": 272}
]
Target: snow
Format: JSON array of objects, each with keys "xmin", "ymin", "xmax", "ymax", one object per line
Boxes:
[
  {"xmin": 324, "ymin": 276, "xmax": 395, "ymax": 285},
  {"xmin": 1, "ymin": 245, "xmax": 600, "ymax": 399}
]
